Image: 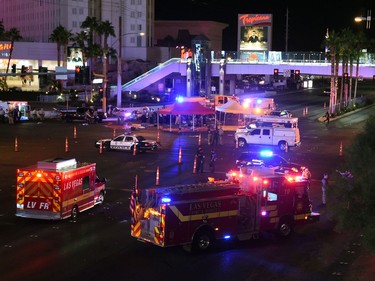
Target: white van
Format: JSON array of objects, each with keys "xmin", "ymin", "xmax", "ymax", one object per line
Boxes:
[{"xmin": 235, "ymin": 126, "xmax": 301, "ymax": 151}]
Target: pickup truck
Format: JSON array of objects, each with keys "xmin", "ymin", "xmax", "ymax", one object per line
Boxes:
[
  {"xmin": 234, "ymin": 126, "xmax": 301, "ymax": 151},
  {"xmin": 60, "ymin": 107, "xmax": 106, "ymax": 123}
]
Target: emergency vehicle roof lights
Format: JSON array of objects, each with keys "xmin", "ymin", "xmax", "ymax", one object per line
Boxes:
[
  {"xmin": 161, "ymin": 197, "xmax": 171, "ymax": 204},
  {"xmin": 224, "ymin": 235, "xmax": 231, "ymax": 239},
  {"xmin": 259, "ymin": 150, "xmax": 273, "ymax": 157},
  {"xmin": 176, "ymin": 96, "xmax": 184, "ymax": 103}
]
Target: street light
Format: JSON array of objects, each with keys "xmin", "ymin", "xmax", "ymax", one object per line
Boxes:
[
  {"xmin": 115, "ymin": 18, "xmax": 144, "ymax": 107},
  {"xmin": 354, "ymin": 9, "xmax": 372, "ymax": 29}
]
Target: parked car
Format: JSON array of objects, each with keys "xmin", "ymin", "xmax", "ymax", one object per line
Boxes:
[
  {"xmin": 235, "ymin": 150, "xmax": 305, "ymax": 175},
  {"xmin": 268, "ymin": 110, "xmax": 292, "ymax": 117},
  {"xmin": 95, "ymin": 134, "xmax": 158, "ymax": 152}
]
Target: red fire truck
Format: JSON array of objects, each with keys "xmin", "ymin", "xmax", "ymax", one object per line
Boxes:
[
  {"xmin": 16, "ymin": 158, "xmax": 106, "ymax": 220},
  {"xmin": 130, "ymin": 173, "xmax": 320, "ymax": 252}
]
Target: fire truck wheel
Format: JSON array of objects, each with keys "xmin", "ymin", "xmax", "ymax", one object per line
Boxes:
[
  {"xmin": 98, "ymin": 192, "xmax": 105, "ymax": 205},
  {"xmin": 71, "ymin": 205, "xmax": 79, "ymax": 220},
  {"xmin": 192, "ymin": 229, "xmax": 214, "ymax": 252},
  {"xmin": 277, "ymin": 218, "xmax": 293, "ymax": 238}
]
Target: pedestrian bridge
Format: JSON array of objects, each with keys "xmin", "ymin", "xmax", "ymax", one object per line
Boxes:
[{"xmin": 122, "ymin": 55, "xmax": 375, "ymax": 92}]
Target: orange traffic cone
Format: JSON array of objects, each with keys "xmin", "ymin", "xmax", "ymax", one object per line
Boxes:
[
  {"xmin": 285, "ymin": 142, "xmax": 289, "ymax": 153},
  {"xmin": 198, "ymin": 133, "xmax": 202, "ymax": 146},
  {"xmin": 305, "ymin": 107, "xmax": 308, "ymax": 115},
  {"xmin": 73, "ymin": 126, "xmax": 77, "ymax": 139},
  {"xmin": 133, "ymin": 143, "xmax": 137, "ymax": 156},
  {"xmin": 339, "ymin": 142, "xmax": 343, "ymax": 157},
  {"xmin": 193, "ymin": 156, "xmax": 197, "ymax": 173},
  {"xmin": 156, "ymin": 166, "xmax": 160, "ymax": 185},
  {"xmin": 157, "ymin": 129, "xmax": 160, "ymax": 144},
  {"xmin": 99, "ymin": 140, "xmax": 103, "ymax": 154},
  {"xmin": 178, "ymin": 147, "xmax": 182, "ymax": 164},
  {"xmin": 235, "ymin": 137, "xmax": 239, "ymax": 149},
  {"xmin": 14, "ymin": 137, "xmax": 19, "ymax": 152},
  {"xmin": 65, "ymin": 137, "xmax": 69, "ymax": 153},
  {"xmin": 113, "ymin": 129, "xmax": 116, "ymax": 138}
]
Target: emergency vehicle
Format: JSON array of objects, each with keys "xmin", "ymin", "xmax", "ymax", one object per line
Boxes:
[
  {"xmin": 0, "ymin": 100, "xmax": 29, "ymax": 120},
  {"xmin": 130, "ymin": 173, "xmax": 320, "ymax": 252},
  {"xmin": 16, "ymin": 158, "xmax": 106, "ymax": 220}
]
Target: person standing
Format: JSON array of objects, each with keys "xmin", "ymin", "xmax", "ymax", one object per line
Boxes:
[
  {"xmin": 196, "ymin": 146, "xmax": 205, "ymax": 173},
  {"xmin": 209, "ymin": 149, "xmax": 217, "ymax": 173},
  {"xmin": 207, "ymin": 127, "xmax": 213, "ymax": 145},
  {"xmin": 302, "ymin": 168, "xmax": 312, "ymax": 188},
  {"xmin": 0, "ymin": 107, "xmax": 5, "ymax": 123},
  {"xmin": 324, "ymin": 111, "xmax": 330, "ymax": 124},
  {"xmin": 218, "ymin": 125, "xmax": 224, "ymax": 145},
  {"xmin": 212, "ymin": 127, "xmax": 219, "ymax": 146},
  {"xmin": 321, "ymin": 173, "xmax": 329, "ymax": 206}
]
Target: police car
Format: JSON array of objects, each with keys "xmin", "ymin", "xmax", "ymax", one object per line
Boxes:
[
  {"xmin": 235, "ymin": 150, "xmax": 305, "ymax": 175},
  {"xmin": 95, "ymin": 134, "xmax": 158, "ymax": 152}
]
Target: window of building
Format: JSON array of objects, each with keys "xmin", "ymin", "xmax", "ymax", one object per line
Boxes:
[
  {"xmin": 79, "ymin": 8, "xmax": 83, "ymax": 15},
  {"xmin": 130, "ymin": 37, "xmax": 135, "ymax": 44},
  {"xmin": 131, "ymin": 0, "xmax": 135, "ymax": 4},
  {"xmin": 130, "ymin": 24, "xmax": 135, "ymax": 31},
  {"xmin": 137, "ymin": 0, "xmax": 142, "ymax": 4},
  {"xmin": 137, "ymin": 12, "xmax": 142, "ymax": 18},
  {"xmin": 138, "ymin": 24, "xmax": 142, "ymax": 31},
  {"xmin": 131, "ymin": 11, "xmax": 135, "ymax": 18}
]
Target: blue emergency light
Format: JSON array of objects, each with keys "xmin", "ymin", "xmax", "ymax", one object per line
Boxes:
[
  {"xmin": 161, "ymin": 197, "xmax": 171, "ymax": 204},
  {"xmin": 176, "ymin": 96, "xmax": 184, "ymax": 103},
  {"xmin": 259, "ymin": 150, "xmax": 273, "ymax": 157}
]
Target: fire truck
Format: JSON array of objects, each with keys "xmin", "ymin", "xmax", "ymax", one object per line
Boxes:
[
  {"xmin": 130, "ymin": 173, "xmax": 320, "ymax": 252},
  {"xmin": 16, "ymin": 158, "xmax": 106, "ymax": 220}
]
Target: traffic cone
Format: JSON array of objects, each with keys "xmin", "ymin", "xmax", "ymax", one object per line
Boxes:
[
  {"xmin": 133, "ymin": 143, "xmax": 137, "ymax": 156},
  {"xmin": 303, "ymin": 108, "xmax": 306, "ymax": 117},
  {"xmin": 99, "ymin": 141, "xmax": 103, "ymax": 154},
  {"xmin": 324, "ymin": 102, "xmax": 326, "ymax": 109},
  {"xmin": 65, "ymin": 137, "xmax": 69, "ymax": 153},
  {"xmin": 113, "ymin": 129, "xmax": 116, "ymax": 138},
  {"xmin": 198, "ymin": 133, "xmax": 202, "ymax": 146},
  {"xmin": 156, "ymin": 166, "xmax": 160, "ymax": 185},
  {"xmin": 236, "ymin": 137, "xmax": 239, "ymax": 149},
  {"xmin": 285, "ymin": 142, "xmax": 289, "ymax": 153},
  {"xmin": 178, "ymin": 147, "xmax": 182, "ymax": 164},
  {"xmin": 73, "ymin": 126, "xmax": 77, "ymax": 139},
  {"xmin": 339, "ymin": 142, "xmax": 343, "ymax": 157},
  {"xmin": 193, "ymin": 156, "xmax": 197, "ymax": 173},
  {"xmin": 157, "ymin": 129, "xmax": 160, "ymax": 144},
  {"xmin": 14, "ymin": 137, "xmax": 19, "ymax": 152},
  {"xmin": 305, "ymin": 107, "xmax": 308, "ymax": 115}
]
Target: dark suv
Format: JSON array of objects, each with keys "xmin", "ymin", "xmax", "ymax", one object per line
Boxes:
[{"xmin": 235, "ymin": 150, "xmax": 305, "ymax": 175}]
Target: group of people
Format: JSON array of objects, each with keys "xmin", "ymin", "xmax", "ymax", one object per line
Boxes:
[
  {"xmin": 0, "ymin": 106, "xmax": 22, "ymax": 124},
  {"xmin": 195, "ymin": 146, "xmax": 217, "ymax": 173},
  {"xmin": 207, "ymin": 125, "xmax": 224, "ymax": 146},
  {"xmin": 30, "ymin": 108, "xmax": 45, "ymax": 121}
]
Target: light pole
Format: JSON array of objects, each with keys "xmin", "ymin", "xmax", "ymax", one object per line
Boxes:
[
  {"xmin": 355, "ymin": 9, "xmax": 372, "ymax": 29},
  {"xmin": 114, "ymin": 25, "xmax": 144, "ymax": 108}
]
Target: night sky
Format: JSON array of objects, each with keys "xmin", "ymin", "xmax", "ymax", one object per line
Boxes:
[{"xmin": 155, "ymin": 0, "xmax": 374, "ymax": 52}]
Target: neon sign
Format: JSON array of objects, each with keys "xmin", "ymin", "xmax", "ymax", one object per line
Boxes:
[{"xmin": 239, "ymin": 14, "xmax": 271, "ymax": 25}]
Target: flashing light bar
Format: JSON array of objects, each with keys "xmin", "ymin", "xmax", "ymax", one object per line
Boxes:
[
  {"xmin": 161, "ymin": 197, "xmax": 171, "ymax": 204},
  {"xmin": 259, "ymin": 150, "xmax": 273, "ymax": 157}
]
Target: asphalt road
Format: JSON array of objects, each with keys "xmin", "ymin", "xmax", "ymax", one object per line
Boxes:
[{"xmin": 0, "ymin": 88, "xmax": 372, "ymax": 281}]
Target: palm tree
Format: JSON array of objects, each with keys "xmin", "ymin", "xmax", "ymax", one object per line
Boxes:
[
  {"xmin": 96, "ymin": 20, "xmax": 116, "ymax": 113},
  {"xmin": 81, "ymin": 17, "xmax": 100, "ymax": 73},
  {"xmin": 4, "ymin": 27, "xmax": 22, "ymax": 82},
  {"xmin": 49, "ymin": 25, "xmax": 72, "ymax": 67},
  {"xmin": 72, "ymin": 31, "xmax": 89, "ymax": 67}
]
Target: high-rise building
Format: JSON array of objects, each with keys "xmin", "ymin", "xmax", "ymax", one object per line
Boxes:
[{"xmin": 0, "ymin": 0, "xmax": 153, "ymax": 54}]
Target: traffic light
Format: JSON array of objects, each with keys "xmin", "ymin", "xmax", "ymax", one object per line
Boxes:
[
  {"xmin": 343, "ymin": 72, "xmax": 349, "ymax": 84},
  {"xmin": 11, "ymin": 64, "xmax": 16, "ymax": 74},
  {"xmin": 81, "ymin": 66, "xmax": 90, "ymax": 85},
  {"xmin": 273, "ymin": 68, "xmax": 279, "ymax": 80},
  {"xmin": 38, "ymin": 66, "xmax": 48, "ymax": 88},
  {"xmin": 75, "ymin": 66, "xmax": 82, "ymax": 84},
  {"xmin": 295, "ymin": 69, "xmax": 300, "ymax": 80}
]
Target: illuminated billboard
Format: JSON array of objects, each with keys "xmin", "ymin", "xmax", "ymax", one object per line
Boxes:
[
  {"xmin": 67, "ymin": 47, "xmax": 83, "ymax": 70},
  {"xmin": 237, "ymin": 14, "xmax": 272, "ymax": 57}
]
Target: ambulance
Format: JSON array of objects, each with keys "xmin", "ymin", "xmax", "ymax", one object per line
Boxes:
[
  {"xmin": 16, "ymin": 158, "xmax": 106, "ymax": 220},
  {"xmin": 130, "ymin": 173, "xmax": 320, "ymax": 252}
]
